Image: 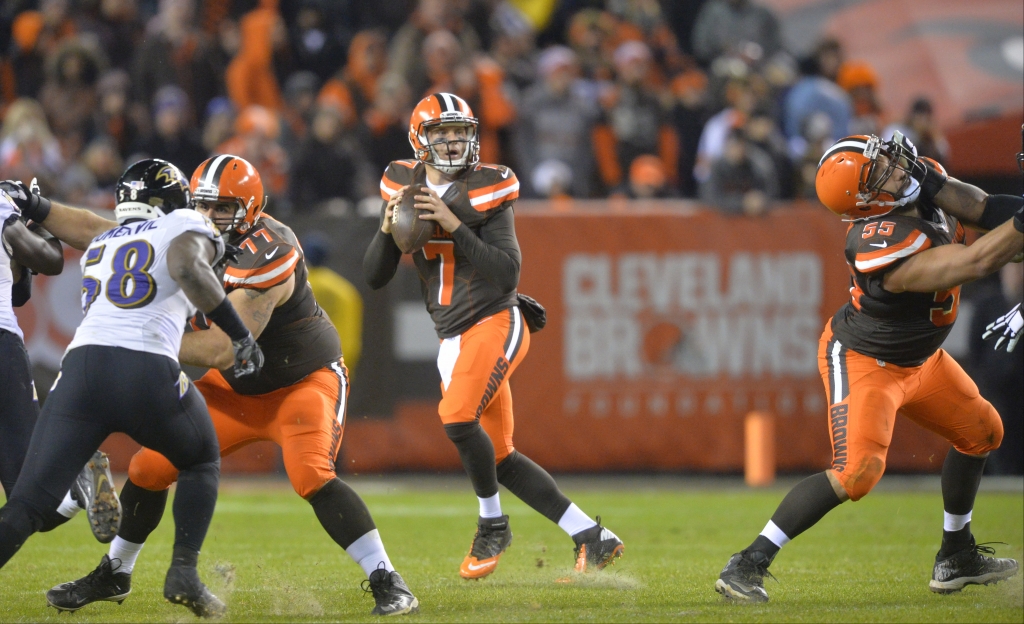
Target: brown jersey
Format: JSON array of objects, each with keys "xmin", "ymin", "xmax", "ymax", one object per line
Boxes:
[
  {"xmin": 830, "ymin": 205, "xmax": 966, "ymax": 366},
  {"xmin": 379, "ymin": 160, "xmax": 521, "ymax": 338},
  {"xmin": 191, "ymin": 215, "xmax": 341, "ymax": 395}
]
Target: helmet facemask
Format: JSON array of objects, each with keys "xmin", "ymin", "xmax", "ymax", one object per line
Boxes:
[
  {"xmin": 416, "ymin": 120, "xmax": 480, "ymax": 174},
  {"xmin": 857, "ymin": 133, "xmax": 922, "ymax": 210},
  {"xmin": 192, "ymin": 195, "xmax": 252, "ymax": 236}
]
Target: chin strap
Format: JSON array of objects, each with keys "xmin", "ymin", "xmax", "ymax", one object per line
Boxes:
[{"xmin": 856, "ymin": 176, "xmax": 921, "ymax": 209}]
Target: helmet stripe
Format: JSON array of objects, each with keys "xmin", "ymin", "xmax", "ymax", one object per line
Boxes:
[
  {"xmin": 433, "ymin": 93, "xmax": 451, "ymax": 113},
  {"xmin": 818, "ymin": 139, "xmax": 868, "ymax": 167},
  {"xmin": 201, "ymin": 154, "xmax": 233, "ymax": 190}
]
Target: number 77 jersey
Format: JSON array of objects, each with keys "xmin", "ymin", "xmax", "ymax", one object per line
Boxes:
[
  {"xmin": 67, "ymin": 209, "xmax": 224, "ymax": 361},
  {"xmin": 830, "ymin": 207, "xmax": 966, "ymax": 367}
]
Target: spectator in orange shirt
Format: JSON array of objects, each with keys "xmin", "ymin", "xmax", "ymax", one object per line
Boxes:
[
  {"xmin": 318, "ymin": 29, "xmax": 389, "ymax": 130},
  {"xmin": 215, "ymin": 104, "xmax": 289, "ymax": 202},
  {"xmin": 837, "ymin": 60, "xmax": 883, "ymax": 137},
  {"xmin": 225, "ymin": 0, "xmax": 286, "ymax": 112}
]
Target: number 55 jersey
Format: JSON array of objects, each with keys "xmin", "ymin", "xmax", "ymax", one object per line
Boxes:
[
  {"xmin": 830, "ymin": 206, "xmax": 966, "ymax": 366},
  {"xmin": 67, "ymin": 209, "xmax": 224, "ymax": 361}
]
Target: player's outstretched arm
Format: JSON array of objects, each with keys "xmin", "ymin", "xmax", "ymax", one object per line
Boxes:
[
  {"xmin": 3, "ymin": 220, "xmax": 63, "ymax": 275},
  {"xmin": 0, "ymin": 181, "xmax": 116, "ymax": 250},
  {"xmin": 178, "ymin": 275, "xmax": 293, "ymax": 371},
  {"xmin": 934, "ymin": 177, "xmax": 1023, "ymax": 232},
  {"xmin": 883, "ymin": 217, "xmax": 1024, "ymax": 293}
]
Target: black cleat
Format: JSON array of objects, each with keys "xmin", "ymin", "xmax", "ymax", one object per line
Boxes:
[
  {"xmin": 572, "ymin": 516, "xmax": 624, "ymax": 572},
  {"xmin": 164, "ymin": 565, "xmax": 226, "ymax": 618},
  {"xmin": 460, "ymin": 515, "xmax": 513, "ymax": 579},
  {"xmin": 930, "ymin": 541, "xmax": 1019, "ymax": 594},
  {"xmin": 46, "ymin": 555, "xmax": 131, "ymax": 612},
  {"xmin": 71, "ymin": 450, "xmax": 121, "ymax": 543},
  {"xmin": 362, "ymin": 567, "xmax": 419, "ymax": 616},
  {"xmin": 715, "ymin": 550, "xmax": 774, "ymax": 603}
]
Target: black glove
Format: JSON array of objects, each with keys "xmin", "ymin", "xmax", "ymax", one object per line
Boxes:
[
  {"xmin": 517, "ymin": 293, "xmax": 547, "ymax": 333},
  {"xmin": 231, "ymin": 333, "xmax": 264, "ymax": 377},
  {"xmin": 0, "ymin": 180, "xmax": 51, "ymax": 223},
  {"xmin": 213, "ymin": 242, "xmax": 242, "ymax": 272}
]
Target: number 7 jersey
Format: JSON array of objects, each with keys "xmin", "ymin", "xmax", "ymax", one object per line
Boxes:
[
  {"xmin": 67, "ymin": 209, "xmax": 224, "ymax": 361},
  {"xmin": 830, "ymin": 206, "xmax": 965, "ymax": 366}
]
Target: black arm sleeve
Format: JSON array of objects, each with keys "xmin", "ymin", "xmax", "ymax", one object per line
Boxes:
[
  {"xmin": 451, "ymin": 207, "xmax": 521, "ymax": 292},
  {"xmin": 978, "ymin": 195, "xmax": 1024, "ymax": 231},
  {"xmin": 363, "ymin": 225, "xmax": 403, "ymax": 290}
]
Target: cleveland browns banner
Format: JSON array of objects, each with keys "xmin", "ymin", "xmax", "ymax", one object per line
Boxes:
[{"xmin": 17, "ymin": 202, "xmax": 952, "ymax": 473}]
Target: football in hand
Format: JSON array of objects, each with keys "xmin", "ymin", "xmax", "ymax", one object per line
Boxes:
[{"xmin": 391, "ymin": 187, "xmax": 435, "ymax": 254}]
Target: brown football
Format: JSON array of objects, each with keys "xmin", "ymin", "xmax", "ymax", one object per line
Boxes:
[{"xmin": 391, "ymin": 182, "xmax": 435, "ymax": 254}]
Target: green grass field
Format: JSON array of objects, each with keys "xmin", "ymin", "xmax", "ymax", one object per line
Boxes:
[{"xmin": 0, "ymin": 477, "xmax": 1021, "ymax": 622}]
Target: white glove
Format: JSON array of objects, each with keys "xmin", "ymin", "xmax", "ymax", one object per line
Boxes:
[{"xmin": 982, "ymin": 303, "xmax": 1023, "ymax": 352}]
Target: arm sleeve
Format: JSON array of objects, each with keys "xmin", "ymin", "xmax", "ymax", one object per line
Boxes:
[
  {"xmin": 363, "ymin": 207, "xmax": 402, "ymax": 290},
  {"xmin": 450, "ymin": 207, "xmax": 521, "ymax": 292}
]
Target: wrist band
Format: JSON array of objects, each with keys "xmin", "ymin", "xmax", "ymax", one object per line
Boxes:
[{"xmin": 205, "ymin": 297, "xmax": 251, "ymax": 342}]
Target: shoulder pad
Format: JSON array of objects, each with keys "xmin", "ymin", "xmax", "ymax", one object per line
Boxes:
[
  {"xmin": 851, "ymin": 218, "xmax": 932, "ymax": 274},
  {"xmin": 466, "ymin": 164, "xmax": 519, "ymax": 212},
  {"xmin": 380, "ymin": 160, "xmax": 421, "ymax": 199},
  {"xmin": 920, "ymin": 156, "xmax": 947, "ymax": 177},
  {"xmin": 224, "ymin": 225, "xmax": 300, "ymax": 289}
]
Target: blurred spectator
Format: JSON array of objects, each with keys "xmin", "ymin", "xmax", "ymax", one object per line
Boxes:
[
  {"xmin": 744, "ymin": 104, "xmax": 793, "ymax": 198},
  {"xmin": 93, "ymin": 69, "xmax": 144, "ymax": 157},
  {"xmin": 515, "ymin": 46, "xmax": 598, "ymax": 198},
  {"xmin": 57, "ymin": 162, "xmax": 100, "ymax": 207},
  {"xmin": 80, "ymin": 136, "xmax": 124, "ymax": 206},
  {"xmin": 290, "ymin": 105, "xmax": 365, "ymax": 210},
  {"xmin": 319, "ymin": 29, "xmax": 389, "ymax": 130},
  {"xmin": 201, "ymin": 96, "xmax": 235, "ymax": 155},
  {"xmin": 279, "ymin": 70, "xmax": 319, "ymax": 153},
  {"xmin": 783, "ymin": 37, "xmax": 850, "ymax": 155},
  {"xmin": 624, "ymin": 154, "xmax": 674, "ymax": 199},
  {"xmin": 134, "ymin": 0, "xmax": 224, "ymax": 125},
  {"xmin": 670, "ymin": 68, "xmax": 711, "ymax": 198},
  {"xmin": 136, "ymin": 85, "xmax": 207, "ymax": 175},
  {"xmin": 793, "ymin": 111, "xmax": 834, "ymax": 199},
  {"xmin": 531, "ymin": 158, "xmax": 574, "ymax": 200},
  {"xmin": 694, "ymin": 72, "xmax": 755, "ymax": 184},
  {"xmin": 288, "ymin": 2, "xmax": 344, "ymax": 83},
  {"xmin": 837, "ymin": 60, "xmax": 882, "ymax": 137},
  {"xmin": 363, "ymin": 72, "xmax": 414, "ymax": 175},
  {"xmin": 969, "ymin": 262, "xmax": 1023, "ymax": 475},
  {"xmin": 699, "ymin": 127, "xmax": 778, "ymax": 215},
  {"xmin": 75, "ymin": 0, "xmax": 142, "ymax": 70},
  {"xmin": 488, "ymin": 3, "xmax": 537, "ymax": 93},
  {"xmin": 302, "ymin": 233, "xmax": 363, "ymax": 373},
  {"xmin": 884, "ymin": 97, "xmax": 950, "ymax": 163},
  {"xmin": 39, "ymin": 38, "xmax": 105, "ymax": 158},
  {"xmin": 691, "ymin": 0, "xmax": 782, "ymax": 67},
  {"xmin": 36, "ymin": 0, "xmax": 79, "ymax": 58},
  {"xmin": 389, "ymin": 0, "xmax": 481, "ymax": 98},
  {"xmin": 216, "ymin": 104, "xmax": 289, "ymax": 202},
  {"xmin": 565, "ymin": 8, "xmax": 618, "ymax": 84},
  {"xmin": 0, "ymin": 98, "xmax": 64, "ymax": 189},
  {"xmin": 4, "ymin": 10, "xmax": 47, "ymax": 99},
  {"xmin": 593, "ymin": 40, "xmax": 678, "ymax": 194},
  {"xmin": 226, "ymin": 1, "xmax": 286, "ymax": 112}
]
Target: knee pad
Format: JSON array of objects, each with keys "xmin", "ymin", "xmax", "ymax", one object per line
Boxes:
[
  {"xmin": 956, "ymin": 402, "xmax": 1004, "ymax": 455},
  {"xmin": 836, "ymin": 456, "xmax": 886, "ymax": 502},
  {"xmin": 128, "ymin": 449, "xmax": 178, "ymax": 492},
  {"xmin": 289, "ymin": 466, "xmax": 334, "ymax": 500},
  {"xmin": 444, "ymin": 420, "xmax": 482, "ymax": 442}
]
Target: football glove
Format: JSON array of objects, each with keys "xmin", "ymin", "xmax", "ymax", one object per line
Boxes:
[
  {"xmin": 231, "ymin": 333, "xmax": 265, "ymax": 377},
  {"xmin": 0, "ymin": 179, "xmax": 51, "ymax": 222},
  {"xmin": 982, "ymin": 303, "xmax": 1023, "ymax": 353}
]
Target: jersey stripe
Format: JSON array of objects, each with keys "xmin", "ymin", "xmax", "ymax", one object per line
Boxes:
[
  {"xmin": 827, "ymin": 338, "xmax": 849, "ymax": 405},
  {"xmin": 380, "ymin": 174, "xmax": 403, "ymax": 199},
  {"xmin": 504, "ymin": 306, "xmax": 524, "ymax": 363},
  {"xmin": 224, "ymin": 248, "xmax": 299, "ymax": 288},
  {"xmin": 468, "ymin": 176, "xmax": 520, "ymax": 211},
  {"xmin": 854, "ymin": 231, "xmax": 931, "ymax": 272}
]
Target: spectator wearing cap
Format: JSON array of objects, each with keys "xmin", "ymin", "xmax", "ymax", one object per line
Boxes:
[
  {"xmin": 133, "ymin": 0, "xmax": 224, "ymax": 127},
  {"xmin": 226, "ymin": 1, "xmax": 286, "ymax": 112},
  {"xmin": 290, "ymin": 104, "xmax": 368, "ymax": 211},
  {"xmin": 883, "ymin": 97, "xmax": 950, "ymax": 163},
  {"xmin": 280, "ymin": 71, "xmax": 319, "ymax": 154},
  {"xmin": 670, "ymin": 68, "xmax": 711, "ymax": 198},
  {"xmin": 699, "ymin": 127, "xmax": 778, "ymax": 216},
  {"xmin": 837, "ymin": 60, "xmax": 883, "ymax": 137},
  {"xmin": 783, "ymin": 37, "xmax": 851, "ymax": 155},
  {"xmin": 388, "ymin": 0, "xmax": 482, "ymax": 99},
  {"xmin": 692, "ymin": 0, "xmax": 783, "ymax": 67},
  {"xmin": 531, "ymin": 159, "xmax": 574, "ymax": 203},
  {"xmin": 593, "ymin": 40, "xmax": 679, "ymax": 195},
  {"xmin": 515, "ymin": 46, "xmax": 598, "ymax": 198},
  {"xmin": 693, "ymin": 71, "xmax": 756, "ymax": 184},
  {"xmin": 624, "ymin": 155, "xmax": 675, "ymax": 199},
  {"xmin": 216, "ymin": 104, "xmax": 289, "ymax": 201},
  {"xmin": 136, "ymin": 84, "xmax": 207, "ymax": 175}
]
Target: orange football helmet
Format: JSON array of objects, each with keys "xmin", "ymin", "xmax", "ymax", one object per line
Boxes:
[
  {"xmin": 190, "ymin": 154, "xmax": 266, "ymax": 235},
  {"xmin": 408, "ymin": 92, "xmax": 479, "ymax": 173},
  {"xmin": 815, "ymin": 134, "xmax": 921, "ymax": 220}
]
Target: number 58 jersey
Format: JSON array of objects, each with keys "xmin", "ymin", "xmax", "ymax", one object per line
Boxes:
[
  {"xmin": 830, "ymin": 206, "xmax": 965, "ymax": 367},
  {"xmin": 67, "ymin": 210, "xmax": 224, "ymax": 361}
]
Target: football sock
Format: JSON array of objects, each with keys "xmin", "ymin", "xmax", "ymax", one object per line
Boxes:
[
  {"xmin": 444, "ymin": 422, "xmax": 500, "ymax": 499},
  {"xmin": 478, "ymin": 493, "xmax": 503, "ymax": 519},
  {"xmin": 345, "ymin": 529, "xmax": 395, "ymax": 577},
  {"xmin": 559, "ymin": 503, "xmax": 598, "ymax": 537},
  {"xmin": 56, "ymin": 490, "xmax": 82, "ymax": 519},
  {"xmin": 172, "ymin": 460, "xmax": 219, "ymax": 555},
  {"xmin": 747, "ymin": 471, "xmax": 842, "ymax": 561},
  {"xmin": 117, "ymin": 479, "xmax": 168, "ymax": 544},
  {"xmin": 939, "ymin": 447, "xmax": 986, "ymax": 557},
  {"xmin": 108, "ymin": 536, "xmax": 144, "ymax": 574},
  {"xmin": 496, "ymin": 450, "xmax": 572, "ymax": 524},
  {"xmin": 309, "ymin": 478, "xmax": 377, "ymax": 550}
]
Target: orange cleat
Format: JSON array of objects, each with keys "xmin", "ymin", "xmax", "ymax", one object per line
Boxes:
[{"xmin": 459, "ymin": 515, "xmax": 512, "ymax": 579}]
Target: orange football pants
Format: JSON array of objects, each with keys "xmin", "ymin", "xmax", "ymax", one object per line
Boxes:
[
  {"xmin": 437, "ymin": 306, "xmax": 529, "ymax": 463},
  {"xmin": 818, "ymin": 323, "xmax": 1002, "ymax": 501},
  {"xmin": 129, "ymin": 360, "xmax": 349, "ymax": 499}
]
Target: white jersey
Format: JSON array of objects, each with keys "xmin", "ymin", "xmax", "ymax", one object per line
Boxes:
[
  {"xmin": 67, "ymin": 209, "xmax": 224, "ymax": 361},
  {"xmin": 0, "ymin": 191, "xmax": 23, "ymax": 340}
]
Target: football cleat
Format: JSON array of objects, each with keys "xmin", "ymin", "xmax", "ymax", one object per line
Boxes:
[
  {"xmin": 164, "ymin": 565, "xmax": 226, "ymax": 618},
  {"xmin": 362, "ymin": 567, "xmax": 419, "ymax": 616},
  {"xmin": 459, "ymin": 515, "xmax": 512, "ymax": 579},
  {"xmin": 930, "ymin": 541, "xmax": 1019, "ymax": 594},
  {"xmin": 46, "ymin": 555, "xmax": 131, "ymax": 612},
  {"xmin": 71, "ymin": 450, "xmax": 121, "ymax": 544},
  {"xmin": 572, "ymin": 517, "xmax": 624, "ymax": 572},
  {"xmin": 715, "ymin": 550, "xmax": 775, "ymax": 603}
]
